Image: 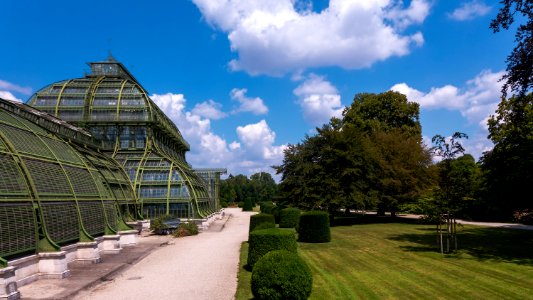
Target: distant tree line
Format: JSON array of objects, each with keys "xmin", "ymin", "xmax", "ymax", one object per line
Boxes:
[
  {"xmin": 219, "ymin": 172, "xmax": 278, "ymax": 208},
  {"xmin": 273, "ymin": 91, "xmax": 532, "ymax": 224}
]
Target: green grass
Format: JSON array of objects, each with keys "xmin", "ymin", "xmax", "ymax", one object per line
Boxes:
[{"xmin": 235, "ymin": 222, "xmax": 533, "ymax": 300}]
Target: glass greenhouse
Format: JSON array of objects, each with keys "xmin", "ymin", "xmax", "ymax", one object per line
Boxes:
[
  {"xmin": 0, "ymin": 98, "xmax": 134, "ymax": 265},
  {"xmin": 28, "ymin": 58, "xmax": 224, "ymax": 220}
]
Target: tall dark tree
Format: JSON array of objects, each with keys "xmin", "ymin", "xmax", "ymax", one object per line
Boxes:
[
  {"xmin": 276, "ymin": 91, "xmax": 431, "ymax": 217},
  {"xmin": 481, "ymin": 93, "xmax": 533, "ymax": 219},
  {"xmin": 344, "ymin": 91, "xmax": 429, "ymax": 216},
  {"xmin": 490, "ymin": 0, "xmax": 533, "ymax": 96}
]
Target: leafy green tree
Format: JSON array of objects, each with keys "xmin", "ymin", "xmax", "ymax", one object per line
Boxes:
[
  {"xmin": 276, "ymin": 91, "xmax": 431, "ymax": 217},
  {"xmin": 431, "ymin": 132, "xmax": 471, "ymax": 253},
  {"xmin": 481, "ymin": 93, "xmax": 533, "ymax": 219},
  {"xmin": 343, "ymin": 91, "xmax": 422, "ymax": 136},
  {"xmin": 370, "ymin": 129, "xmax": 433, "ymax": 216},
  {"xmin": 490, "ymin": 0, "xmax": 533, "ymax": 96},
  {"xmin": 343, "ymin": 91, "xmax": 429, "ymax": 216},
  {"xmin": 250, "ymin": 172, "xmax": 278, "ymax": 204}
]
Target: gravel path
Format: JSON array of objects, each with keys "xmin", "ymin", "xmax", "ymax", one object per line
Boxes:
[
  {"xmin": 74, "ymin": 208, "xmax": 253, "ymax": 300},
  {"xmin": 398, "ymin": 213, "xmax": 533, "ymax": 230}
]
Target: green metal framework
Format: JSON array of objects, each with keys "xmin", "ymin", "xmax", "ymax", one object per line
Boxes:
[
  {"xmin": 28, "ymin": 58, "xmax": 220, "ymax": 220},
  {"xmin": 0, "ymin": 98, "xmax": 134, "ymax": 265}
]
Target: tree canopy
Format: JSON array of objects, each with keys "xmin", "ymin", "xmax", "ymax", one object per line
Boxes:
[
  {"xmin": 480, "ymin": 93, "xmax": 533, "ymax": 218},
  {"xmin": 490, "ymin": 0, "xmax": 533, "ymax": 96},
  {"xmin": 275, "ymin": 91, "xmax": 432, "ymax": 215}
]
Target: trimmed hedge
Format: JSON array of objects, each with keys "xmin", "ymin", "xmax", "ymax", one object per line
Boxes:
[
  {"xmin": 249, "ymin": 213, "xmax": 275, "ymax": 233},
  {"xmin": 243, "ymin": 197, "xmax": 253, "ymax": 211},
  {"xmin": 247, "ymin": 228, "xmax": 297, "ymax": 268},
  {"xmin": 279, "ymin": 208, "xmax": 301, "ymax": 228},
  {"xmin": 252, "ymin": 250, "xmax": 313, "ymax": 300},
  {"xmin": 298, "ymin": 211, "xmax": 331, "ymax": 243},
  {"xmin": 260, "ymin": 202, "xmax": 274, "ymax": 214}
]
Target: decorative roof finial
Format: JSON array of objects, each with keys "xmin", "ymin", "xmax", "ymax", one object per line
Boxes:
[{"xmin": 107, "ymin": 50, "xmax": 116, "ymax": 62}]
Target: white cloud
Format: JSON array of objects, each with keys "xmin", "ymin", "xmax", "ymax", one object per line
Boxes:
[
  {"xmin": 230, "ymin": 88, "xmax": 269, "ymax": 115},
  {"xmin": 391, "ymin": 70, "xmax": 503, "ymax": 159},
  {"xmin": 448, "ymin": 1, "xmax": 491, "ymax": 21},
  {"xmin": 150, "ymin": 93, "xmax": 284, "ymax": 178},
  {"xmin": 0, "ymin": 91, "xmax": 22, "ymax": 102},
  {"xmin": 191, "ymin": 99, "xmax": 227, "ymax": 120},
  {"xmin": 192, "ymin": 0, "xmax": 430, "ymax": 75},
  {"xmin": 391, "ymin": 70, "xmax": 504, "ymax": 128},
  {"xmin": 0, "ymin": 79, "xmax": 32, "ymax": 95},
  {"xmin": 293, "ymin": 74, "xmax": 344, "ymax": 126},
  {"xmin": 236, "ymin": 120, "xmax": 286, "ymax": 160}
]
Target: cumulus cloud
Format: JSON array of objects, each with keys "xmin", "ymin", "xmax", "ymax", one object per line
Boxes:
[
  {"xmin": 237, "ymin": 120, "xmax": 286, "ymax": 160},
  {"xmin": 192, "ymin": 0, "xmax": 430, "ymax": 75},
  {"xmin": 293, "ymin": 74, "xmax": 344, "ymax": 126},
  {"xmin": 0, "ymin": 91, "xmax": 23, "ymax": 102},
  {"xmin": 391, "ymin": 70, "xmax": 504, "ymax": 129},
  {"xmin": 191, "ymin": 99, "xmax": 227, "ymax": 120},
  {"xmin": 391, "ymin": 70, "xmax": 504, "ymax": 159},
  {"xmin": 448, "ymin": 1, "xmax": 491, "ymax": 21},
  {"xmin": 230, "ymin": 88, "xmax": 269, "ymax": 115},
  {"xmin": 150, "ymin": 93, "xmax": 284, "ymax": 178}
]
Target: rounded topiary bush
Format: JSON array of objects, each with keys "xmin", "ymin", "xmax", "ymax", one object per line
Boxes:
[
  {"xmin": 252, "ymin": 250, "xmax": 313, "ymax": 300},
  {"xmin": 247, "ymin": 228, "xmax": 297, "ymax": 268},
  {"xmin": 249, "ymin": 213, "xmax": 275, "ymax": 233},
  {"xmin": 298, "ymin": 211, "xmax": 331, "ymax": 243},
  {"xmin": 279, "ymin": 207, "xmax": 301, "ymax": 228}
]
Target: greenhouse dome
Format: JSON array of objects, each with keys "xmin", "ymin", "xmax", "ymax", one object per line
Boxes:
[
  {"xmin": 0, "ymin": 97, "xmax": 135, "ymax": 264},
  {"xmin": 28, "ymin": 57, "xmax": 222, "ymax": 220}
]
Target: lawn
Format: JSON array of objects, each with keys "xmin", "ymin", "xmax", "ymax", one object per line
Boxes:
[{"xmin": 235, "ymin": 221, "xmax": 533, "ymax": 299}]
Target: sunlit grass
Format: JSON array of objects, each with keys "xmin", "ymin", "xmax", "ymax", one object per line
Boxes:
[{"xmin": 236, "ymin": 221, "xmax": 533, "ymax": 299}]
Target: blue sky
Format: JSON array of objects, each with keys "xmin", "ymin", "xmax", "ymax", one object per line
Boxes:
[{"xmin": 1, "ymin": 0, "xmax": 514, "ymax": 179}]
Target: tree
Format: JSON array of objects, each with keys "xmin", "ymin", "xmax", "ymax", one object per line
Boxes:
[
  {"xmin": 431, "ymin": 132, "xmax": 470, "ymax": 253},
  {"xmin": 343, "ymin": 91, "xmax": 429, "ymax": 216},
  {"xmin": 250, "ymin": 172, "xmax": 278, "ymax": 204},
  {"xmin": 490, "ymin": 0, "xmax": 533, "ymax": 96},
  {"xmin": 480, "ymin": 93, "xmax": 533, "ymax": 219},
  {"xmin": 276, "ymin": 91, "xmax": 431, "ymax": 217},
  {"xmin": 370, "ymin": 129, "xmax": 433, "ymax": 217},
  {"xmin": 343, "ymin": 91, "xmax": 422, "ymax": 136}
]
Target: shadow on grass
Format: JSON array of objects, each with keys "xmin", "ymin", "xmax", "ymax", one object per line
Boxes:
[
  {"xmin": 331, "ymin": 214, "xmax": 422, "ymax": 227},
  {"xmin": 388, "ymin": 226, "xmax": 533, "ymax": 265}
]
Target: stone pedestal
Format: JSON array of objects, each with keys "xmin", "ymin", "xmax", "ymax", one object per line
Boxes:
[
  {"xmin": 101, "ymin": 235, "xmax": 121, "ymax": 254},
  {"xmin": 76, "ymin": 242, "xmax": 101, "ymax": 264},
  {"xmin": 7, "ymin": 255, "xmax": 38, "ymax": 287},
  {"xmin": 37, "ymin": 252, "xmax": 70, "ymax": 279},
  {"xmin": 0, "ymin": 267, "xmax": 20, "ymax": 300},
  {"xmin": 118, "ymin": 230, "xmax": 138, "ymax": 247}
]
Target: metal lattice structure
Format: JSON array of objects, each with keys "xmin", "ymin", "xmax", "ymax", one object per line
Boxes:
[
  {"xmin": 0, "ymin": 98, "xmax": 134, "ymax": 265},
  {"xmin": 28, "ymin": 58, "xmax": 224, "ymax": 221}
]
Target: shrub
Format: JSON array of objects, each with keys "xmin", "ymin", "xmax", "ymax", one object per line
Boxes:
[
  {"xmin": 172, "ymin": 221, "xmax": 199, "ymax": 237},
  {"xmin": 251, "ymin": 250, "xmax": 313, "ymax": 300},
  {"xmin": 253, "ymin": 222, "xmax": 276, "ymax": 232},
  {"xmin": 243, "ymin": 197, "xmax": 254, "ymax": 211},
  {"xmin": 279, "ymin": 208, "xmax": 301, "ymax": 228},
  {"xmin": 298, "ymin": 211, "xmax": 331, "ymax": 243},
  {"xmin": 237, "ymin": 201, "xmax": 244, "ymax": 208},
  {"xmin": 249, "ymin": 213, "xmax": 275, "ymax": 233},
  {"xmin": 514, "ymin": 210, "xmax": 533, "ymax": 225},
  {"xmin": 150, "ymin": 215, "xmax": 173, "ymax": 234},
  {"xmin": 247, "ymin": 228, "xmax": 297, "ymax": 268},
  {"xmin": 260, "ymin": 202, "xmax": 274, "ymax": 214}
]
